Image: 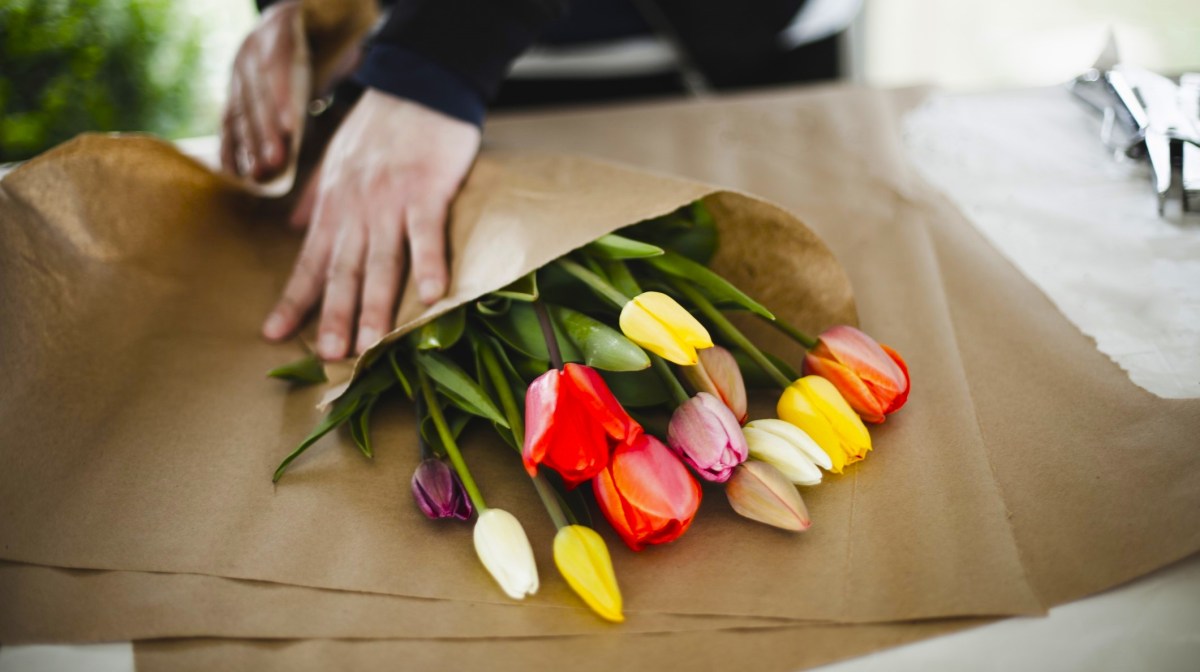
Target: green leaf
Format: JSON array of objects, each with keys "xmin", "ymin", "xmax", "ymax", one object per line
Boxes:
[
  {"xmin": 478, "ymin": 301, "xmax": 582, "ymax": 363},
  {"xmin": 492, "ymin": 272, "xmax": 539, "ymax": 302},
  {"xmin": 620, "ymin": 201, "xmax": 718, "ymax": 264},
  {"xmin": 267, "ymin": 353, "xmax": 327, "ymax": 385},
  {"xmin": 272, "ymin": 363, "xmax": 399, "ymax": 481},
  {"xmin": 416, "ymin": 308, "xmax": 466, "ymax": 351},
  {"xmin": 416, "ymin": 351, "xmax": 509, "ymax": 428},
  {"xmin": 585, "ymin": 233, "xmax": 665, "ymax": 260},
  {"xmin": 599, "ymin": 368, "xmax": 670, "ymax": 408},
  {"xmin": 597, "ymin": 258, "xmax": 643, "ymax": 298},
  {"xmin": 420, "ymin": 405, "xmax": 472, "ymax": 456},
  {"xmin": 349, "ymin": 395, "xmax": 379, "ymax": 459},
  {"xmin": 550, "ymin": 305, "xmax": 650, "ymax": 372},
  {"xmin": 476, "ymin": 296, "xmax": 511, "ymax": 316},
  {"xmin": 387, "ymin": 348, "xmax": 415, "ymax": 399},
  {"xmin": 646, "ymin": 250, "xmax": 775, "ymax": 320}
]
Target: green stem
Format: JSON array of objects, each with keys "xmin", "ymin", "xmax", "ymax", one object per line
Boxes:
[
  {"xmin": 533, "ymin": 300, "xmax": 565, "ymax": 370},
  {"xmin": 418, "ymin": 368, "xmax": 487, "ymax": 512},
  {"xmin": 764, "ymin": 315, "xmax": 819, "ymax": 350},
  {"xmin": 479, "ymin": 338, "xmax": 570, "ymax": 530},
  {"xmin": 650, "ymin": 353, "xmax": 691, "ymax": 407},
  {"xmin": 556, "ymin": 258, "xmax": 631, "ymax": 309},
  {"xmin": 671, "ymin": 279, "xmax": 794, "ymax": 390}
]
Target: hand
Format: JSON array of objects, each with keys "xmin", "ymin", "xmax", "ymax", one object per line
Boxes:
[
  {"xmin": 261, "ymin": 90, "xmax": 482, "ymax": 360},
  {"xmin": 221, "ymin": 0, "xmax": 302, "ymax": 181}
]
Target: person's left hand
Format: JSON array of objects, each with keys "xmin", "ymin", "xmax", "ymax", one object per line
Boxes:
[{"xmin": 261, "ymin": 89, "xmax": 481, "ymax": 360}]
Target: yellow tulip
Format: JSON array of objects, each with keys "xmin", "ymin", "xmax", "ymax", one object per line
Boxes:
[
  {"xmin": 619, "ymin": 291, "xmax": 713, "ymax": 365},
  {"xmin": 553, "ymin": 525, "xmax": 624, "ymax": 622},
  {"xmin": 777, "ymin": 376, "xmax": 871, "ymax": 474}
]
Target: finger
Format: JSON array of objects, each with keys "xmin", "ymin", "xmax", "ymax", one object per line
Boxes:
[
  {"xmin": 406, "ymin": 195, "xmax": 451, "ymax": 305},
  {"xmin": 289, "ymin": 163, "xmax": 321, "ymax": 230},
  {"xmin": 220, "ymin": 106, "xmax": 238, "ymax": 175},
  {"xmin": 262, "ymin": 201, "xmax": 336, "ymax": 341},
  {"xmin": 245, "ymin": 65, "xmax": 285, "ymax": 178},
  {"xmin": 233, "ymin": 105, "xmax": 258, "ymax": 178},
  {"xmin": 355, "ymin": 209, "xmax": 405, "ymax": 354},
  {"xmin": 317, "ymin": 210, "xmax": 367, "ymax": 360}
]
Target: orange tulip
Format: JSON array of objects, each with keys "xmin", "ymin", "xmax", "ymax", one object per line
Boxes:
[
  {"xmin": 803, "ymin": 326, "xmax": 910, "ymax": 424},
  {"xmin": 593, "ymin": 433, "xmax": 702, "ymax": 551}
]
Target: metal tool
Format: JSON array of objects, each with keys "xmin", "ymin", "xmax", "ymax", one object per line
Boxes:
[{"xmin": 1068, "ymin": 35, "xmax": 1200, "ymax": 216}]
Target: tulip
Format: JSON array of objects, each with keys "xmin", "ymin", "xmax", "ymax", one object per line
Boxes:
[
  {"xmin": 473, "ymin": 508, "xmax": 539, "ymax": 600},
  {"xmin": 725, "ymin": 461, "xmax": 812, "ymax": 531},
  {"xmin": 742, "ymin": 419, "xmax": 831, "ymax": 486},
  {"xmin": 523, "ymin": 363, "xmax": 641, "ymax": 488},
  {"xmin": 411, "ymin": 458, "xmax": 473, "ymax": 520},
  {"xmin": 593, "ymin": 433, "xmax": 702, "ymax": 551},
  {"xmin": 777, "ymin": 376, "xmax": 871, "ymax": 474},
  {"xmin": 681, "ymin": 345, "xmax": 748, "ymax": 423},
  {"xmin": 553, "ymin": 525, "xmax": 624, "ymax": 622},
  {"xmin": 619, "ymin": 291, "xmax": 713, "ymax": 365},
  {"xmin": 667, "ymin": 392, "xmax": 748, "ymax": 483},
  {"xmin": 804, "ymin": 325, "xmax": 910, "ymax": 424}
]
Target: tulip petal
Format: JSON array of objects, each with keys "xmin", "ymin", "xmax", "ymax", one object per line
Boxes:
[
  {"xmin": 619, "ymin": 299, "xmax": 696, "ymax": 365},
  {"xmin": 522, "ymin": 370, "xmax": 560, "ymax": 476},
  {"xmin": 597, "ymin": 434, "xmax": 702, "ymax": 550},
  {"xmin": 474, "ymin": 509, "xmax": 539, "ymax": 600},
  {"xmin": 879, "ymin": 344, "xmax": 911, "ymax": 414},
  {"xmin": 745, "ymin": 418, "xmax": 833, "ymax": 471},
  {"xmin": 725, "ymin": 461, "xmax": 811, "ymax": 531},
  {"xmin": 564, "ymin": 363, "xmax": 640, "ymax": 442},
  {"xmin": 777, "ymin": 383, "xmax": 846, "ymax": 473},
  {"xmin": 805, "ymin": 353, "xmax": 887, "ymax": 423},
  {"xmin": 742, "ymin": 426, "xmax": 823, "ymax": 485},
  {"xmin": 554, "ymin": 526, "xmax": 624, "ymax": 623},
  {"xmin": 635, "ymin": 291, "xmax": 713, "ymax": 348},
  {"xmin": 800, "ymin": 376, "xmax": 872, "ymax": 462}
]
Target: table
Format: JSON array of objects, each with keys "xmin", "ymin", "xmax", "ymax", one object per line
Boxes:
[{"xmin": 2, "ymin": 86, "xmax": 1197, "ymax": 671}]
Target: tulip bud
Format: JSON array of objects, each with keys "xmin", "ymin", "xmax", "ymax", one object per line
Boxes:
[
  {"xmin": 777, "ymin": 376, "xmax": 871, "ymax": 474},
  {"xmin": 594, "ymin": 433, "xmax": 702, "ymax": 551},
  {"xmin": 411, "ymin": 458, "xmax": 473, "ymax": 520},
  {"xmin": 553, "ymin": 525, "xmax": 624, "ymax": 623},
  {"xmin": 473, "ymin": 509, "xmax": 539, "ymax": 600},
  {"xmin": 725, "ymin": 461, "xmax": 811, "ymax": 532},
  {"xmin": 681, "ymin": 345, "xmax": 748, "ymax": 424},
  {"xmin": 668, "ymin": 393, "xmax": 748, "ymax": 483},
  {"xmin": 742, "ymin": 419, "xmax": 831, "ymax": 486},
  {"xmin": 804, "ymin": 325, "xmax": 910, "ymax": 424},
  {"xmin": 618, "ymin": 291, "xmax": 713, "ymax": 365}
]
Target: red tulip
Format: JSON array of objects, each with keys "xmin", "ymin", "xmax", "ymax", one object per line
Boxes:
[
  {"xmin": 803, "ymin": 326, "xmax": 910, "ymax": 424},
  {"xmin": 523, "ymin": 363, "xmax": 641, "ymax": 488},
  {"xmin": 593, "ymin": 433, "xmax": 702, "ymax": 551}
]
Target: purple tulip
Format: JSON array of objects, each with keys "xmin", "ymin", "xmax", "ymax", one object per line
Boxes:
[
  {"xmin": 411, "ymin": 458, "xmax": 473, "ymax": 520},
  {"xmin": 667, "ymin": 392, "xmax": 749, "ymax": 483}
]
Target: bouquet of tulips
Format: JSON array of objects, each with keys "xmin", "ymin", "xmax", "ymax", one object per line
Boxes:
[{"xmin": 269, "ymin": 202, "xmax": 911, "ymax": 622}]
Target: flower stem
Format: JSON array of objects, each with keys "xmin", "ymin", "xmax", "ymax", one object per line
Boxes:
[
  {"xmin": 670, "ymin": 279, "xmax": 794, "ymax": 390},
  {"xmin": 533, "ymin": 300, "xmax": 565, "ymax": 370},
  {"xmin": 479, "ymin": 337, "xmax": 571, "ymax": 530},
  {"xmin": 764, "ymin": 315, "xmax": 819, "ymax": 350},
  {"xmin": 415, "ymin": 394, "xmax": 433, "ymax": 460},
  {"xmin": 650, "ymin": 353, "xmax": 691, "ymax": 407},
  {"xmin": 418, "ymin": 367, "xmax": 487, "ymax": 513},
  {"xmin": 556, "ymin": 258, "xmax": 631, "ymax": 309}
]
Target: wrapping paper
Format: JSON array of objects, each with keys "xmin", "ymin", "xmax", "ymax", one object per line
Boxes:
[{"xmin": 3, "ymin": 84, "xmax": 1198, "ymax": 671}]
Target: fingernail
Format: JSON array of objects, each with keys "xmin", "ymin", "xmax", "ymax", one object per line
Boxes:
[
  {"xmin": 318, "ymin": 333, "xmax": 344, "ymax": 359},
  {"xmin": 419, "ymin": 279, "xmax": 444, "ymax": 304},
  {"xmin": 263, "ymin": 313, "xmax": 287, "ymax": 339},
  {"xmin": 357, "ymin": 327, "xmax": 380, "ymax": 352},
  {"xmin": 263, "ymin": 142, "xmax": 278, "ymax": 165}
]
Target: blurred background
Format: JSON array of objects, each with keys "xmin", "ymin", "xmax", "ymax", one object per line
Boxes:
[{"xmin": 1, "ymin": 0, "xmax": 1197, "ymax": 162}]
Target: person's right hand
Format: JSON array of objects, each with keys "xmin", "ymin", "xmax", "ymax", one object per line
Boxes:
[{"xmin": 221, "ymin": 0, "xmax": 302, "ymax": 181}]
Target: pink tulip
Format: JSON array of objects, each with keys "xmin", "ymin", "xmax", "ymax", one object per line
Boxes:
[
  {"xmin": 667, "ymin": 392, "xmax": 749, "ymax": 483},
  {"xmin": 681, "ymin": 345, "xmax": 748, "ymax": 424}
]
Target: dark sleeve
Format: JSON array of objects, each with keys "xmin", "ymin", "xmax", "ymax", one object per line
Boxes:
[{"xmin": 354, "ymin": 0, "xmax": 566, "ymax": 126}]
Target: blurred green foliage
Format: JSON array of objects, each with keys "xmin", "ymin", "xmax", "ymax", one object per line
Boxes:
[{"xmin": 0, "ymin": 0, "xmax": 202, "ymax": 162}]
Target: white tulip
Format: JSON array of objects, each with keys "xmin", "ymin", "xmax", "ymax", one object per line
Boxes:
[
  {"xmin": 742, "ymin": 419, "xmax": 832, "ymax": 485},
  {"xmin": 473, "ymin": 508, "xmax": 539, "ymax": 600}
]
